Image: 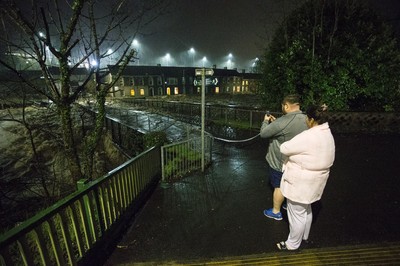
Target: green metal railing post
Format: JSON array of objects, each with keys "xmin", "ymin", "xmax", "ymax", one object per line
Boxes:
[{"xmin": 77, "ymin": 179, "xmax": 96, "ymax": 244}]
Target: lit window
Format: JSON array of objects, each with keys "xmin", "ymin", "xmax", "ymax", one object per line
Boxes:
[
  {"xmin": 174, "ymin": 87, "xmax": 179, "ymax": 95},
  {"xmin": 140, "ymin": 88, "xmax": 145, "ymax": 95},
  {"xmin": 130, "ymin": 89, "xmax": 135, "ymax": 96},
  {"xmin": 246, "ymin": 80, "xmax": 249, "ymax": 85},
  {"xmin": 215, "ymin": 87, "xmax": 220, "ymax": 94},
  {"xmin": 167, "ymin": 87, "xmax": 171, "ymax": 95}
]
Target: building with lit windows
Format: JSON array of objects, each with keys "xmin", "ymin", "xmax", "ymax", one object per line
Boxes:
[{"xmin": 107, "ymin": 65, "xmax": 261, "ymax": 97}]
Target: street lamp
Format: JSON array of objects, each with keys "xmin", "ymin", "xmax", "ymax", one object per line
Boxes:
[
  {"xmin": 189, "ymin": 47, "xmax": 195, "ymax": 66},
  {"xmin": 252, "ymin": 57, "xmax": 259, "ymax": 69},
  {"xmin": 90, "ymin": 59, "xmax": 98, "ymax": 68},
  {"xmin": 132, "ymin": 39, "xmax": 140, "ymax": 65},
  {"xmin": 165, "ymin": 53, "xmax": 170, "ymax": 66},
  {"xmin": 227, "ymin": 53, "xmax": 233, "ymax": 68},
  {"xmin": 107, "ymin": 49, "xmax": 113, "ymax": 65},
  {"xmin": 202, "ymin": 56, "xmax": 207, "ymax": 67}
]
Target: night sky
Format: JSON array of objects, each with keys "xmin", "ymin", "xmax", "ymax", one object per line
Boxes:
[
  {"xmin": 136, "ymin": 0, "xmax": 305, "ymax": 70},
  {"xmin": 132, "ymin": 0, "xmax": 399, "ymax": 70}
]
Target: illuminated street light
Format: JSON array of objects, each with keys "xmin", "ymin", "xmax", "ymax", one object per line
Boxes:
[
  {"xmin": 132, "ymin": 39, "xmax": 140, "ymax": 65},
  {"xmin": 202, "ymin": 56, "xmax": 207, "ymax": 67},
  {"xmin": 252, "ymin": 57, "xmax": 259, "ymax": 68},
  {"xmin": 189, "ymin": 47, "xmax": 195, "ymax": 66},
  {"xmin": 91, "ymin": 59, "xmax": 98, "ymax": 67},
  {"xmin": 107, "ymin": 49, "xmax": 113, "ymax": 65},
  {"xmin": 165, "ymin": 53, "xmax": 170, "ymax": 66},
  {"xmin": 227, "ymin": 53, "xmax": 233, "ymax": 68}
]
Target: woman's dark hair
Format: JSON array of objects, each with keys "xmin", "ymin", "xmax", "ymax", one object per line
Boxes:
[{"xmin": 306, "ymin": 104, "xmax": 329, "ymax": 124}]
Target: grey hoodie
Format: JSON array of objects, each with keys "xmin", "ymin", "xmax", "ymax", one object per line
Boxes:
[{"xmin": 260, "ymin": 111, "xmax": 307, "ymax": 172}]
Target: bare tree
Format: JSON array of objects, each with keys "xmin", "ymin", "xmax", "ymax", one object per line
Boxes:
[{"xmin": 0, "ymin": 0, "xmax": 166, "ymax": 185}]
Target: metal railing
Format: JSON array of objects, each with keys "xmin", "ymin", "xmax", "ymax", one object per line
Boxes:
[
  {"xmin": 126, "ymin": 99, "xmax": 266, "ymax": 130},
  {"xmin": 126, "ymin": 99, "xmax": 400, "ymax": 134},
  {"xmin": 161, "ymin": 134, "xmax": 213, "ymax": 183},
  {"xmin": 0, "ymin": 146, "xmax": 161, "ymax": 266}
]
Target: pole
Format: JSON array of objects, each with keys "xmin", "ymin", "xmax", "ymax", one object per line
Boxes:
[{"xmin": 201, "ymin": 68, "xmax": 205, "ymax": 172}]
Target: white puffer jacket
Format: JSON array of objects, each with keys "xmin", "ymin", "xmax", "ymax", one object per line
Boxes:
[{"xmin": 280, "ymin": 123, "xmax": 335, "ymax": 204}]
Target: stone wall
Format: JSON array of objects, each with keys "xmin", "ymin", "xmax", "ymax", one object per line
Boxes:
[{"xmin": 328, "ymin": 112, "xmax": 400, "ymax": 134}]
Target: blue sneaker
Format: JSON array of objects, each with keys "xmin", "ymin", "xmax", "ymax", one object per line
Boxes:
[
  {"xmin": 263, "ymin": 208, "xmax": 283, "ymax": 220},
  {"xmin": 282, "ymin": 203, "xmax": 287, "ymax": 210}
]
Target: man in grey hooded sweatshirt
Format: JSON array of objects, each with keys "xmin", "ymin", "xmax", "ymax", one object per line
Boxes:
[{"xmin": 260, "ymin": 94, "xmax": 308, "ymax": 221}]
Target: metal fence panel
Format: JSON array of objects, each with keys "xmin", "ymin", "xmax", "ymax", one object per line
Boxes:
[
  {"xmin": 0, "ymin": 147, "xmax": 161, "ymax": 266},
  {"xmin": 161, "ymin": 135, "xmax": 213, "ymax": 182}
]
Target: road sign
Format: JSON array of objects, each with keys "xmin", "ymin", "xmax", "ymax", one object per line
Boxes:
[
  {"xmin": 195, "ymin": 68, "xmax": 214, "ymax": 76},
  {"xmin": 194, "ymin": 77, "xmax": 218, "ymax": 86},
  {"xmin": 206, "ymin": 77, "xmax": 218, "ymax": 86},
  {"xmin": 205, "ymin": 69, "xmax": 214, "ymax": 76}
]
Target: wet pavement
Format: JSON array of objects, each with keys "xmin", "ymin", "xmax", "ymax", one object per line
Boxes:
[{"xmin": 104, "ymin": 131, "xmax": 400, "ymax": 265}]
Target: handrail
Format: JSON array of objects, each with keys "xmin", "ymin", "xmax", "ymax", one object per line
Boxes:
[{"xmin": 0, "ymin": 146, "xmax": 161, "ymax": 265}]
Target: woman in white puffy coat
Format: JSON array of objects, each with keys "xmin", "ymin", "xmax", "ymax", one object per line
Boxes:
[{"xmin": 276, "ymin": 104, "xmax": 335, "ymax": 251}]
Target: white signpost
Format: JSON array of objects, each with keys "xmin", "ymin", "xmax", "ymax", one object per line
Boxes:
[{"xmin": 195, "ymin": 68, "xmax": 214, "ymax": 172}]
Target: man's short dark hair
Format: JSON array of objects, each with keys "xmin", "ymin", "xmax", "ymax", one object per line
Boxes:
[{"xmin": 283, "ymin": 94, "xmax": 301, "ymax": 105}]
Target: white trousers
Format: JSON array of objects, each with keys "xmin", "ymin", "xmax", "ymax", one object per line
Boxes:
[{"xmin": 285, "ymin": 199, "xmax": 313, "ymax": 250}]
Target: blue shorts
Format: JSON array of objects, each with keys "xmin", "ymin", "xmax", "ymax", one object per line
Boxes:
[{"xmin": 269, "ymin": 168, "xmax": 283, "ymax": 188}]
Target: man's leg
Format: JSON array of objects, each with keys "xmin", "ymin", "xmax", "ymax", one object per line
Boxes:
[
  {"xmin": 264, "ymin": 168, "xmax": 284, "ymax": 220},
  {"xmin": 272, "ymin": 187, "xmax": 284, "ymax": 213}
]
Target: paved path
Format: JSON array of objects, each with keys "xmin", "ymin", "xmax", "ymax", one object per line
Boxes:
[{"xmin": 105, "ymin": 132, "xmax": 400, "ymax": 265}]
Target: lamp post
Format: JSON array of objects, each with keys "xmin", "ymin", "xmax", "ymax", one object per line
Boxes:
[
  {"xmin": 165, "ymin": 53, "xmax": 170, "ymax": 66},
  {"xmin": 228, "ymin": 53, "xmax": 233, "ymax": 68},
  {"xmin": 189, "ymin": 47, "xmax": 195, "ymax": 66},
  {"xmin": 107, "ymin": 49, "xmax": 113, "ymax": 65},
  {"xmin": 195, "ymin": 68, "xmax": 214, "ymax": 172},
  {"xmin": 132, "ymin": 39, "xmax": 140, "ymax": 65},
  {"xmin": 202, "ymin": 56, "xmax": 207, "ymax": 67}
]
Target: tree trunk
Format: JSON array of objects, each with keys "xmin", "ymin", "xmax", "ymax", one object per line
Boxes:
[{"xmin": 58, "ymin": 103, "xmax": 83, "ymax": 182}]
